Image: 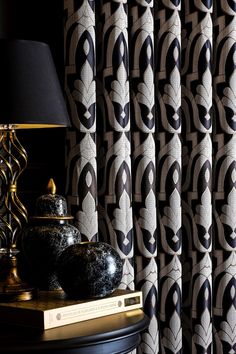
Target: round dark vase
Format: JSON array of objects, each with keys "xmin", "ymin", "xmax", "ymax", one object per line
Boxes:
[
  {"xmin": 56, "ymin": 242, "xmax": 123, "ymax": 299},
  {"xmin": 21, "ymin": 220, "xmax": 81, "ymax": 290}
]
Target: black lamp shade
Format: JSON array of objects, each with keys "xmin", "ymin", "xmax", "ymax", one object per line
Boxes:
[{"xmin": 0, "ymin": 39, "xmax": 70, "ymax": 128}]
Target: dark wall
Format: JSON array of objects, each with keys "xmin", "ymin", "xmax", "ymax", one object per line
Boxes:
[
  {"xmin": 0, "ymin": 0, "xmax": 67, "ymax": 215},
  {"xmin": 0, "ymin": 0, "xmax": 64, "ymax": 74}
]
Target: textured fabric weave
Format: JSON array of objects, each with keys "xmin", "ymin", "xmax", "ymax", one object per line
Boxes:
[{"xmin": 64, "ymin": 1, "xmax": 236, "ymax": 352}]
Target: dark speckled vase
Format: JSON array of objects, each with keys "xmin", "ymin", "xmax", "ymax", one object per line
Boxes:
[
  {"xmin": 56, "ymin": 242, "xmax": 123, "ymax": 299},
  {"xmin": 21, "ymin": 180, "xmax": 81, "ymax": 290}
]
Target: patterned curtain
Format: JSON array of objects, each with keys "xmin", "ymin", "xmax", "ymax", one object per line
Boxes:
[{"xmin": 64, "ymin": 0, "xmax": 236, "ymax": 353}]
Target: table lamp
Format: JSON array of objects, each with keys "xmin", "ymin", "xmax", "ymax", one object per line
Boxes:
[{"xmin": 0, "ymin": 39, "xmax": 71, "ymax": 301}]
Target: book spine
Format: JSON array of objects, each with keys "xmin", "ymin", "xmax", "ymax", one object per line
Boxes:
[{"xmin": 44, "ymin": 292, "xmax": 143, "ymax": 329}]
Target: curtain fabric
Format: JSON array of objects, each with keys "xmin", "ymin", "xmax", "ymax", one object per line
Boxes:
[{"xmin": 64, "ymin": 0, "xmax": 236, "ymax": 353}]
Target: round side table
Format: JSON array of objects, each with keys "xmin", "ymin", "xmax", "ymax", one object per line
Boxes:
[{"xmin": 0, "ymin": 309, "xmax": 149, "ymax": 354}]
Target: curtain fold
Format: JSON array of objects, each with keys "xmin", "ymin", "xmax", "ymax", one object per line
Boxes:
[
  {"xmin": 213, "ymin": 2, "xmax": 236, "ymax": 354},
  {"xmin": 64, "ymin": 0, "xmax": 236, "ymax": 353}
]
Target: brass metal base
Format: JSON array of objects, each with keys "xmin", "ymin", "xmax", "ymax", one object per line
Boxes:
[
  {"xmin": 0, "ymin": 253, "xmax": 36, "ymax": 302},
  {"xmin": 0, "ymin": 284, "xmax": 36, "ymax": 302}
]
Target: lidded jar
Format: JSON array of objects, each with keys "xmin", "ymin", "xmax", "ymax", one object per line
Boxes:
[{"xmin": 21, "ymin": 179, "xmax": 81, "ymax": 290}]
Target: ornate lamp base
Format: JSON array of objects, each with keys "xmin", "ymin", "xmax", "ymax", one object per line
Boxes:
[
  {"xmin": 0, "ymin": 129, "xmax": 35, "ymax": 302},
  {"xmin": 0, "ymin": 251, "xmax": 36, "ymax": 302}
]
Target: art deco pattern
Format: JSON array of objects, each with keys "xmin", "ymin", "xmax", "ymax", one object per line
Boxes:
[{"xmin": 64, "ymin": 0, "xmax": 236, "ymax": 353}]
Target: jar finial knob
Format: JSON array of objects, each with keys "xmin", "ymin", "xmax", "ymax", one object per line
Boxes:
[{"xmin": 47, "ymin": 178, "xmax": 56, "ymax": 195}]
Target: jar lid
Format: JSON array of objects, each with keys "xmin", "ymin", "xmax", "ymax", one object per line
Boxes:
[{"xmin": 32, "ymin": 179, "xmax": 73, "ymax": 221}]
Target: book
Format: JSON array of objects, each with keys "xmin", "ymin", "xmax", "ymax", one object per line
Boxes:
[{"xmin": 0, "ymin": 289, "xmax": 143, "ymax": 330}]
